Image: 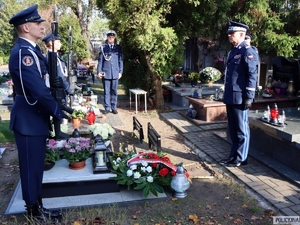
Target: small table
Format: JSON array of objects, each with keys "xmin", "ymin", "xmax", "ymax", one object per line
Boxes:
[{"xmin": 129, "ymin": 88, "xmax": 147, "ymax": 114}]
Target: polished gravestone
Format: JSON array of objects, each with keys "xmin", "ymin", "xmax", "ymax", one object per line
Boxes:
[
  {"xmin": 272, "ymin": 56, "xmax": 300, "ymax": 93},
  {"xmin": 249, "ymin": 107, "xmax": 300, "ymax": 172}
]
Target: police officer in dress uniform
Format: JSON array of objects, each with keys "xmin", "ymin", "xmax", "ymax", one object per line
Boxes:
[
  {"xmin": 245, "ymin": 34, "xmax": 260, "ymax": 83},
  {"xmin": 221, "ymin": 21, "xmax": 258, "ymax": 167},
  {"xmin": 42, "ymin": 33, "xmax": 73, "ymax": 95},
  {"xmin": 8, "ymin": 4, "xmax": 65, "ymax": 221},
  {"xmin": 97, "ymin": 30, "xmax": 123, "ymax": 114}
]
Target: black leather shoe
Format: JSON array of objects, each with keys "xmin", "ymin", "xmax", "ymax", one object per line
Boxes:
[
  {"xmin": 104, "ymin": 110, "xmax": 110, "ymax": 114},
  {"xmin": 112, "ymin": 109, "xmax": 118, "ymax": 114},
  {"xmin": 226, "ymin": 160, "xmax": 247, "ymax": 167},
  {"xmin": 220, "ymin": 157, "xmax": 235, "ymax": 164}
]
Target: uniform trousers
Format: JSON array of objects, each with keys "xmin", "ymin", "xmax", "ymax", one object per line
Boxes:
[
  {"xmin": 102, "ymin": 78, "xmax": 118, "ymax": 111},
  {"xmin": 226, "ymin": 104, "xmax": 250, "ymax": 162},
  {"xmin": 14, "ymin": 131, "xmax": 47, "ymax": 205}
]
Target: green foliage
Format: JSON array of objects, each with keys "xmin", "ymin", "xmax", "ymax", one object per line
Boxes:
[
  {"xmin": 0, "ymin": 72, "xmax": 11, "ymax": 85},
  {"xmin": 45, "ymin": 149, "xmax": 60, "ymax": 163},
  {"xmin": 0, "ymin": 120, "xmax": 14, "ymax": 143},
  {"xmin": 188, "ymin": 72, "xmax": 200, "ymax": 81},
  {"xmin": 0, "ymin": 0, "xmax": 23, "ymax": 55},
  {"xmin": 58, "ymin": 13, "xmax": 90, "ymax": 61},
  {"xmin": 71, "ymin": 109, "xmax": 86, "ymax": 119}
]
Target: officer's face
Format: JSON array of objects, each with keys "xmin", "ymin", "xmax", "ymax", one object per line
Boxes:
[
  {"xmin": 54, "ymin": 40, "xmax": 62, "ymax": 51},
  {"xmin": 107, "ymin": 35, "xmax": 115, "ymax": 45},
  {"xmin": 245, "ymin": 38, "xmax": 251, "ymax": 45},
  {"xmin": 24, "ymin": 22, "xmax": 45, "ymax": 41},
  {"xmin": 228, "ymin": 31, "xmax": 244, "ymax": 46}
]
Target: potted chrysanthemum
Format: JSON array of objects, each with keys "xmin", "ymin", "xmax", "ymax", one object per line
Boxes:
[
  {"xmin": 45, "ymin": 139, "xmax": 62, "ymax": 171},
  {"xmin": 62, "ymin": 137, "xmax": 92, "ymax": 169},
  {"xmin": 199, "ymin": 67, "xmax": 221, "ymax": 85}
]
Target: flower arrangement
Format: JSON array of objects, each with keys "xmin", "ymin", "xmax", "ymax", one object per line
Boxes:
[
  {"xmin": 88, "ymin": 123, "xmax": 115, "ymax": 142},
  {"xmin": 45, "ymin": 139, "xmax": 61, "ymax": 163},
  {"xmin": 188, "ymin": 72, "xmax": 200, "ymax": 81},
  {"xmin": 199, "ymin": 67, "xmax": 221, "ymax": 83},
  {"xmin": 109, "ymin": 151, "xmax": 190, "ymax": 198},
  {"xmin": 263, "ymin": 88, "xmax": 274, "ymax": 96},
  {"xmin": 62, "ymin": 137, "xmax": 92, "ymax": 163}
]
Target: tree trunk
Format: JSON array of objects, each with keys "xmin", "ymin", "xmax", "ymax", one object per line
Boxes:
[
  {"xmin": 144, "ymin": 52, "xmax": 164, "ymax": 110},
  {"xmin": 72, "ymin": 0, "xmax": 94, "ymax": 58},
  {"xmin": 153, "ymin": 73, "xmax": 164, "ymax": 109}
]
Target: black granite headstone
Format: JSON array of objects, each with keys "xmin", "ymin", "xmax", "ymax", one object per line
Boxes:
[{"xmin": 272, "ymin": 56, "xmax": 300, "ymax": 92}]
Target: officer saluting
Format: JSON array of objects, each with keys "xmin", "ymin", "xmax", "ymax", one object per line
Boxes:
[
  {"xmin": 9, "ymin": 4, "xmax": 64, "ymax": 221},
  {"xmin": 221, "ymin": 21, "xmax": 258, "ymax": 167}
]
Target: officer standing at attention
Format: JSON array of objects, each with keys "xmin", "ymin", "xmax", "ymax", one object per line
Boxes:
[
  {"xmin": 245, "ymin": 34, "xmax": 260, "ymax": 80},
  {"xmin": 97, "ymin": 30, "xmax": 123, "ymax": 114},
  {"xmin": 42, "ymin": 33, "xmax": 73, "ymax": 95},
  {"xmin": 8, "ymin": 4, "xmax": 64, "ymax": 221},
  {"xmin": 221, "ymin": 21, "xmax": 258, "ymax": 167}
]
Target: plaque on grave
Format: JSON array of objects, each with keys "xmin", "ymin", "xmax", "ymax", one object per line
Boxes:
[{"xmin": 272, "ymin": 56, "xmax": 300, "ymax": 93}]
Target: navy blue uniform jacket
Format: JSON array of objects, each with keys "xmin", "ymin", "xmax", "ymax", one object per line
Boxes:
[
  {"xmin": 97, "ymin": 44, "xmax": 123, "ymax": 79},
  {"xmin": 9, "ymin": 38, "xmax": 63, "ymax": 135},
  {"xmin": 223, "ymin": 41, "xmax": 258, "ymax": 104}
]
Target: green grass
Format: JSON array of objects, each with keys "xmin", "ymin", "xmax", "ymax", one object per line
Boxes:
[{"xmin": 0, "ymin": 120, "xmax": 14, "ymax": 142}]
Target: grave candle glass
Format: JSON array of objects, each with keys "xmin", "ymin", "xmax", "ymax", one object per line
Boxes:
[{"xmin": 270, "ymin": 103, "xmax": 279, "ymax": 122}]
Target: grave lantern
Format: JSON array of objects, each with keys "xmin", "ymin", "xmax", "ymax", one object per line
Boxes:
[
  {"xmin": 93, "ymin": 134, "xmax": 110, "ymax": 173},
  {"xmin": 170, "ymin": 164, "xmax": 190, "ymax": 198}
]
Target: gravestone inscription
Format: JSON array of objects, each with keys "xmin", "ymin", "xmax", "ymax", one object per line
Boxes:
[{"xmin": 272, "ymin": 56, "xmax": 300, "ymax": 93}]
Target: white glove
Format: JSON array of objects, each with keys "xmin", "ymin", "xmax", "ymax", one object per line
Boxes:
[{"xmin": 118, "ymin": 73, "xmax": 122, "ymax": 79}]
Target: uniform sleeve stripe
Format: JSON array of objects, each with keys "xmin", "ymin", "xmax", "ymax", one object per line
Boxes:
[{"xmin": 246, "ymin": 87, "xmax": 255, "ymax": 91}]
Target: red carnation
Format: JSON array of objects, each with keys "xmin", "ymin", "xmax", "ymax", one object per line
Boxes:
[
  {"xmin": 159, "ymin": 168, "xmax": 169, "ymax": 177},
  {"xmin": 162, "ymin": 156, "xmax": 171, "ymax": 163},
  {"xmin": 152, "ymin": 163, "xmax": 158, "ymax": 167}
]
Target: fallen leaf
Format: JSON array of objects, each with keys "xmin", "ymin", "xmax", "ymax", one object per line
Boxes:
[
  {"xmin": 172, "ymin": 198, "xmax": 178, "ymax": 201},
  {"xmin": 132, "ymin": 215, "xmax": 137, "ymax": 219},
  {"xmin": 233, "ymin": 218, "xmax": 242, "ymax": 223},
  {"xmin": 73, "ymin": 221, "xmax": 81, "ymax": 225},
  {"xmin": 241, "ymin": 204, "xmax": 248, "ymax": 209},
  {"xmin": 224, "ymin": 196, "xmax": 229, "ymax": 199},
  {"xmin": 251, "ymin": 215, "xmax": 261, "ymax": 221}
]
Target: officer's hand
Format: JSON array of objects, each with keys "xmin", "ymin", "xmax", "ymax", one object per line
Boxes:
[
  {"xmin": 97, "ymin": 72, "xmax": 104, "ymax": 79},
  {"xmin": 243, "ymin": 98, "xmax": 252, "ymax": 110},
  {"xmin": 118, "ymin": 73, "xmax": 122, "ymax": 79},
  {"xmin": 52, "ymin": 77, "xmax": 64, "ymax": 88},
  {"xmin": 62, "ymin": 112, "xmax": 70, "ymax": 120}
]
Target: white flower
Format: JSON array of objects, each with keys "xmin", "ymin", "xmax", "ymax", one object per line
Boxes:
[
  {"xmin": 147, "ymin": 176, "xmax": 154, "ymax": 183},
  {"xmin": 126, "ymin": 170, "xmax": 133, "ymax": 177},
  {"xmin": 56, "ymin": 140, "xmax": 66, "ymax": 148},
  {"xmin": 130, "ymin": 164, "xmax": 137, "ymax": 170},
  {"xmin": 133, "ymin": 172, "xmax": 141, "ymax": 179},
  {"xmin": 146, "ymin": 166, "xmax": 152, "ymax": 173},
  {"xmin": 141, "ymin": 167, "xmax": 146, "ymax": 172},
  {"xmin": 116, "ymin": 157, "xmax": 121, "ymax": 162},
  {"xmin": 141, "ymin": 161, "xmax": 148, "ymax": 167}
]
